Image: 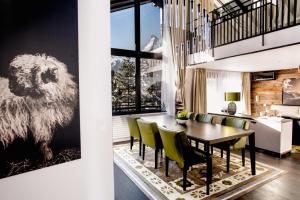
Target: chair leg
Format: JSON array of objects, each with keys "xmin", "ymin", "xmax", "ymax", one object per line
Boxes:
[
  {"xmin": 183, "ymin": 167, "xmax": 188, "ymax": 191},
  {"xmin": 130, "ymin": 136, "xmax": 134, "ymax": 150},
  {"xmin": 242, "ymin": 148, "xmax": 245, "ymax": 166},
  {"xmin": 165, "ymin": 156, "xmax": 169, "ymax": 177},
  {"xmin": 142, "ymin": 144, "xmax": 146, "ymax": 160},
  {"xmin": 221, "ymin": 149, "xmax": 223, "ymax": 158},
  {"xmin": 139, "ymin": 139, "xmax": 142, "ymax": 156},
  {"xmin": 226, "ymin": 148, "xmax": 230, "ymax": 173},
  {"xmin": 211, "ymin": 146, "xmax": 214, "ymax": 154},
  {"xmin": 155, "ymin": 149, "xmax": 158, "ymax": 169}
]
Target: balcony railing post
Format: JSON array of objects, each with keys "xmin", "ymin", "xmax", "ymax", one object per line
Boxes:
[
  {"xmin": 250, "ymin": 7, "xmax": 253, "ymax": 37},
  {"xmin": 231, "ymin": 18, "xmax": 233, "ymax": 42},
  {"xmin": 276, "ymin": 0, "xmax": 279, "ymax": 29},
  {"xmin": 288, "ymin": 0, "xmax": 290, "ymax": 26},
  {"xmin": 238, "ymin": 14, "xmax": 240, "ymax": 40},
  {"xmin": 212, "ymin": 21, "xmax": 215, "ymax": 56},
  {"xmin": 281, "ymin": 0, "xmax": 284, "ymax": 28},
  {"xmin": 270, "ymin": 0, "xmax": 273, "ymax": 31},
  {"xmin": 294, "ymin": 0, "xmax": 297, "ymax": 25}
]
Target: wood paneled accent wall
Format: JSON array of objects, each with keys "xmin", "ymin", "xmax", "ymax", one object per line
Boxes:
[{"xmin": 251, "ymin": 68, "xmax": 300, "ymax": 116}]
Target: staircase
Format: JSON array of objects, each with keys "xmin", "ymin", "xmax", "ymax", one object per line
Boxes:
[{"xmin": 211, "ymin": 0, "xmax": 300, "ymax": 47}]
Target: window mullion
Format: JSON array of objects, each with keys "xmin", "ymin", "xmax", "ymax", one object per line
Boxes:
[{"xmin": 135, "ymin": 0, "xmax": 141, "ymax": 113}]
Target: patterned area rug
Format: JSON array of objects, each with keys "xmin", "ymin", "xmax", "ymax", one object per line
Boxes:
[
  {"xmin": 292, "ymin": 145, "xmax": 300, "ymax": 153},
  {"xmin": 114, "ymin": 143, "xmax": 285, "ymax": 200}
]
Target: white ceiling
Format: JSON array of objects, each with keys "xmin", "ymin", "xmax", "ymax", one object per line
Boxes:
[{"xmin": 188, "ymin": 44, "xmax": 300, "ymax": 72}]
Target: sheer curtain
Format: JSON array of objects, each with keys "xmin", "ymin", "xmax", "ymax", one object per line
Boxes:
[
  {"xmin": 162, "ymin": 0, "xmax": 214, "ymax": 114},
  {"xmin": 161, "ymin": 17, "xmax": 176, "ymax": 114},
  {"xmin": 206, "ymin": 70, "xmax": 243, "ymax": 114},
  {"xmin": 161, "ymin": 0, "xmax": 188, "ymax": 114},
  {"xmin": 191, "ymin": 69, "xmax": 207, "ymax": 114}
]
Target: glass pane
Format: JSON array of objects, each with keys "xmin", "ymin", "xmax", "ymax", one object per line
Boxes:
[
  {"xmin": 140, "ymin": 3, "xmax": 162, "ymax": 53},
  {"xmin": 111, "ymin": 56, "xmax": 136, "ymax": 113},
  {"xmin": 111, "ymin": 7, "xmax": 135, "ymax": 50},
  {"xmin": 141, "ymin": 59, "xmax": 162, "ymax": 111}
]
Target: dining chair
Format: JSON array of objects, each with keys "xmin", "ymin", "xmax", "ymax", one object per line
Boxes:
[
  {"xmin": 187, "ymin": 112, "xmax": 195, "ymax": 120},
  {"xmin": 195, "ymin": 113, "xmax": 215, "ymax": 123},
  {"xmin": 127, "ymin": 116, "xmax": 142, "ymax": 156},
  {"xmin": 158, "ymin": 127, "xmax": 207, "ymax": 191},
  {"xmin": 194, "ymin": 113, "xmax": 216, "ymax": 149},
  {"xmin": 137, "ymin": 119, "xmax": 163, "ymax": 169},
  {"xmin": 216, "ymin": 117, "xmax": 249, "ymax": 172}
]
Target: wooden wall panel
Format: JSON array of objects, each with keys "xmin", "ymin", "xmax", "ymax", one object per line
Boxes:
[{"xmin": 251, "ymin": 68, "xmax": 300, "ymax": 116}]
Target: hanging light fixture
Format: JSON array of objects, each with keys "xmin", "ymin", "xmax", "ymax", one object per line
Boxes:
[{"xmin": 187, "ymin": 0, "xmax": 214, "ymax": 64}]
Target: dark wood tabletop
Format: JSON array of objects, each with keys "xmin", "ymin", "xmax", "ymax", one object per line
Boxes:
[{"xmin": 141, "ymin": 115, "xmax": 255, "ymax": 145}]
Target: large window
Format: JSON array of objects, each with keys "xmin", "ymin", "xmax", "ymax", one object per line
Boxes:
[
  {"xmin": 140, "ymin": 3, "xmax": 162, "ymax": 52},
  {"xmin": 111, "ymin": 1, "xmax": 162, "ymax": 115},
  {"xmin": 111, "ymin": 56, "xmax": 136, "ymax": 113},
  {"xmin": 141, "ymin": 59, "xmax": 162, "ymax": 111},
  {"xmin": 111, "ymin": 7, "xmax": 135, "ymax": 50}
]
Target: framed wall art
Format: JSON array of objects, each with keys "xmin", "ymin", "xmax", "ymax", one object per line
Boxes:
[{"xmin": 0, "ymin": 0, "xmax": 80, "ymax": 178}]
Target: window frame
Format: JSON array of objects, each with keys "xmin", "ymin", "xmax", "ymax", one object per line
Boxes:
[{"xmin": 111, "ymin": 0, "xmax": 163, "ymax": 115}]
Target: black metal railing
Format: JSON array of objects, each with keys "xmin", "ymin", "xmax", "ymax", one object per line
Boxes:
[{"xmin": 211, "ymin": 0, "xmax": 300, "ymax": 47}]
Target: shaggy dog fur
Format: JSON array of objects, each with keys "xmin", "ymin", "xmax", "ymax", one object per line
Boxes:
[{"xmin": 0, "ymin": 54, "xmax": 78, "ymax": 160}]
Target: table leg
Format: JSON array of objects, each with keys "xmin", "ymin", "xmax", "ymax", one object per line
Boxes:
[
  {"xmin": 226, "ymin": 147, "xmax": 230, "ymax": 173},
  {"xmin": 205, "ymin": 143, "xmax": 212, "ymax": 195},
  {"xmin": 249, "ymin": 132, "xmax": 256, "ymax": 175}
]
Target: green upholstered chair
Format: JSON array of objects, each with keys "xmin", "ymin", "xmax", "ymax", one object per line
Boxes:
[
  {"xmin": 137, "ymin": 119, "xmax": 163, "ymax": 169},
  {"xmin": 127, "ymin": 116, "xmax": 142, "ymax": 156},
  {"xmin": 187, "ymin": 112, "xmax": 195, "ymax": 120},
  {"xmin": 195, "ymin": 113, "xmax": 214, "ymax": 123},
  {"xmin": 158, "ymin": 127, "xmax": 207, "ymax": 191},
  {"xmin": 218, "ymin": 117, "xmax": 249, "ymax": 171},
  {"xmin": 194, "ymin": 113, "xmax": 216, "ymax": 149}
]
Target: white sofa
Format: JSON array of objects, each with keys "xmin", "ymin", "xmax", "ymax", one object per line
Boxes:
[
  {"xmin": 270, "ymin": 105, "xmax": 300, "ymax": 118},
  {"xmin": 250, "ymin": 117, "xmax": 293, "ymax": 157},
  {"xmin": 210, "ymin": 111, "xmax": 294, "ymax": 157}
]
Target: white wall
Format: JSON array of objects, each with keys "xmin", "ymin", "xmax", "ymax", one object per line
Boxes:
[{"xmin": 0, "ymin": 0, "xmax": 114, "ymax": 200}]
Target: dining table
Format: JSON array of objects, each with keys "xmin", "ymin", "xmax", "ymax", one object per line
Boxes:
[{"xmin": 141, "ymin": 115, "xmax": 256, "ymax": 195}]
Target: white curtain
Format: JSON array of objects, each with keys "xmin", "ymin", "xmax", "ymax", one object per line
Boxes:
[
  {"xmin": 206, "ymin": 70, "xmax": 243, "ymax": 113},
  {"xmin": 161, "ymin": 2, "xmax": 177, "ymax": 115}
]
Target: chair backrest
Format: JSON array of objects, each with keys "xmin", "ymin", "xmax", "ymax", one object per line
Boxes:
[
  {"xmin": 187, "ymin": 112, "xmax": 195, "ymax": 120},
  {"xmin": 158, "ymin": 127, "xmax": 195, "ymax": 168},
  {"xmin": 195, "ymin": 113, "xmax": 214, "ymax": 123},
  {"xmin": 127, "ymin": 116, "xmax": 141, "ymax": 139},
  {"xmin": 221, "ymin": 117, "xmax": 250, "ymax": 150},
  {"xmin": 137, "ymin": 119, "xmax": 162, "ymax": 149},
  {"xmin": 221, "ymin": 117, "xmax": 249, "ymax": 130},
  {"xmin": 158, "ymin": 128, "xmax": 184, "ymax": 167}
]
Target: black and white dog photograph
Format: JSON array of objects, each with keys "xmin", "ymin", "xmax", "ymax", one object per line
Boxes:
[{"xmin": 0, "ymin": 0, "xmax": 80, "ymax": 178}]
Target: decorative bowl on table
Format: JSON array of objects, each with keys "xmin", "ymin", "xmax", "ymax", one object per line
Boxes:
[
  {"xmin": 176, "ymin": 119, "xmax": 188, "ymax": 125},
  {"xmin": 176, "ymin": 110, "xmax": 189, "ymax": 125}
]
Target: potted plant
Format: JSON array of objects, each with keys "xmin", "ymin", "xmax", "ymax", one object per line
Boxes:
[{"xmin": 176, "ymin": 110, "xmax": 189, "ymax": 125}]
